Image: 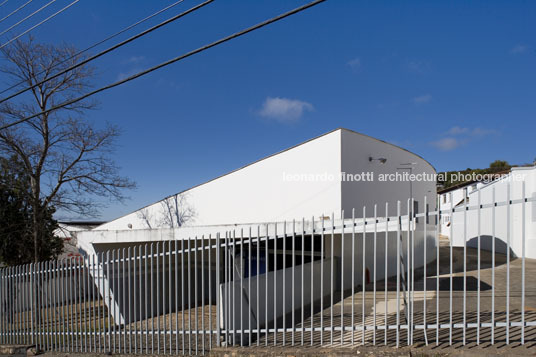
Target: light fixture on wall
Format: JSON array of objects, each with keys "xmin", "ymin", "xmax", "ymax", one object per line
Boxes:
[{"xmin": 369, "ymin": 156, "xmax": 387, "ymax": 164}]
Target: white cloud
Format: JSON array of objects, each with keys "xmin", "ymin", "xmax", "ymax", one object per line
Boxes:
[
  {"xmin": 124, "ymin": 55, "xmax": 145, "ymax": 64},
  {"xmin": 446, "ymin": 126, "xmax": 470, "ymax": 135},
  {"xmin": 347, "ymin": 57, "xmax": 361, "ymax": 72},
  {"xmin": 510, "ymin": 44, "xmax": 528, "ymax": 55},
  {"xmin": 412, "ymin": 94, "xmax": 432, "ymax": 104},
  {"xmin": 259, "ymin": 97, "xmax": 313, "ymax": 122},
  {"xmin": 446, "ymin": 126, "xmax": 498, "ymax": 136},
  {"xmin": 430, "ymin": 137, "xmax": 462, "ymax": 151},
  {"xmin": 431, "ymin": 126, "xmax": 498, "ymax": 151}
]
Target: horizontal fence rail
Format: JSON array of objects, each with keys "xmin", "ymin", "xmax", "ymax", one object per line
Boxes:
[{"xmin": 1, "ymin": 184, "xmax": 535, "ymax": 354}]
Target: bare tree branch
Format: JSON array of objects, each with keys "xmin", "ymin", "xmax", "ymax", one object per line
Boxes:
[{"xmin": 0, "ymin": 37, "xmax": 135, "ymax": 259}]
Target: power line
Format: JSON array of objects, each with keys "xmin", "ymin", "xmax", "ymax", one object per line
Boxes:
[
  {"xmin": 0, "ymin": 0, "xmax": 185, "ymax": 96},
  {"xmin": 0, "ymin": 0, "xmax": 213, "ymax": 105},
  {"xmin": 0, "ymin": 0, "xmax": 57, "ymax": 38},
  {"xmin": 0, "ymin": 0, "xmax": 80, "ymax": 51},
  {"xmin": 0, "ymin": 0, "xmax": 33, "ymax": 24},
  {"xmin": 0, "ymin": 0, "xmax": 9, "ymax": 9},
  {"xmin": 0, "ymin": 0, "xmax": 327, "ymax": 131}
]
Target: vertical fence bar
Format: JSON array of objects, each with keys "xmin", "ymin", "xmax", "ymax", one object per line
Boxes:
[
  {"xmin": 224, "ymin": 233, "xmax": 228, "ymax": 347},
  {"xmin": 265, "ymin": 227, "xmax": 269, "ymax": 346},
  {"xmin": 521, "ymin": 181, "xmax": 526, "ymax": 344},
  {"xmin": 56, "ymin": 260, "xmax": 60, "ymax": 351},
  {"xmin": 133, "ymin": 247, "xmax": 137, "ymax": 354},
  {"xmin": 173, "ymin": 236, "xmax": 177, "ymax": 354},
  {"xmin": 362, "ymin": 206, "xmax": 366, "ymax": 345},
  {"xmin": 128, "ymin": 247, "xmax": 132, "ymax": 354},
  {"xmin": 320, "ymin": 216, "xmax": 324, "ymax": 345},
  {"xmin": 257, "ymin": 227, "xmax": 261, "ymax": 347},
  {"xmin": 282, "ymin": 223, "xmax": 286, "ymax": 346},
  {"xmin": 107, "ymin": 252, "xmax": 111, "ymax": 353},
  {"xmin": 123, "ymin": 249, "xmax": 127, "ymax": 354},
  {"xmin": 301, "ymin": 218, "xmax": 305, "ymax": 346},
  {"xmin": 423, "ymin": 196, "xmax": 428, "ymax": 345},
  {"xmin": 59, "ymin": 261, "xmax": 63, "ymax": 353},
  {"xmin": 157, "ymin": 242, "xmax": 162, "ymax": 355},
  {"xmin": 16, "ymin": 265, "xmax": 19, "ymax": 346},
  {"xmin": 25, "ymin": 264, "xmax": 30, "ymax": 347},
  {"xmin": 181, "ymin": 239, "xmax": 185, "ymax": 355},
  {"xmin": 239, "ymin": 230, "xmax": 243, "ymax": 348},
  {"xmin": 87, "ymin": 256, "xmax": 90, "ymax": 353},
  {"xmin": 340, "ymin": 211, "xmax": 345, "ymax": 346},
  {"xmin": 248, "ymin": 229, "xmax": 252, "ymax": 347},
  {"xmin": 435, "ymin": 196, "xmax": 439, "ymax": 346},
  {"xmin": 112, "ymin": 250, "xmax": 117, "ymax": 353},
  {"xmin": 209, "ymin": 234, "xmax": 213, "ymax": 351},
  {"xmin": 45, "ymin": 261, "xmax": 50, "ymax": 352},
  {"xmin": 195, "ymin": 237, "xmax": 199, "ymax": 355},
  {"xmin": 101, "ymin": 253, "xmax": 106, "ymax": 354},
  {"xmin": 310, "ymin": 216, "xmax": 315, "ymax": 346},
  {"xmin": 164, "ymin": 241, "xmax": 169, "ymax": 355},
  {"xmin": 232, "ymin": 231, "xmax": 236, "ymax": 347},
  {"xmin": 176, "ymin": 238, "xmax": 180, "ymax": 355},
  {"xmin": 449, "ymin": 192, "xmax": 453, "ymax": 346},
  {"xmin": 20, "ymin": 265, "xmax": 24, "ymax": 347},
  {"xmin": 216, "ymin": 233, "xmax": 221, "ymax": 348},
  {"xmin": 330, "ymin": 213, "xmax": 334, "ymax": 346},
  {"xmin": 396, "ymin": 202, "xmax": 400, "ymax": 348},
  {"xmin": 163, "ymin": 241, "xmax": 168, "ymax": 355},
  {"xmin": 273, "ymin": 225, "xmax": 277, "ymax": 346},
  {"xmin": 144, "ymin": 244, "xmax": 148, "ymax": 354},
  {"xmin": 351, "ymin": 209, "xmax": 355, "ymax": 346},
  {"xmin": 2, "ymin": 267, "xmax": 6, "ymax": 345},
  {"xmin": 141, "ymin": 245, "xmax": 145, "ymax": 354},
  {"xmin": 406, "ymin": 199, "xmax": 411, "ymax": 346},
  {"xmin": 463, "ymin": 189, "xmax": 467, "ymax": 345},
  {"xmin": 292, "ymin": 220, "xmax": 296, "ymax": 346},
  {"xmin": 187, "ymin": 238, "xmax": 192, "ymax": 355},
  {"xmin": 477, "ymin": 188, "xmax": 481, "ymax": 345},
  {"xmin": 0, "ymin": 267, "xmax": 3, "ymax": 345},
  {"xmin": 384, "ymin": 203, "xmax": 388, "ymax": 346},
  {"xmin": 91, "ymin": 255, "xmax": 96, "ymax": 353},
  {"xmin": 115, "ymin": 252, "xmax": 120, "ymax": 354},
  {"xmin": 506, "ymin": 182, "xmax": 511, "ymax": 344},
  {"xmin": 373, "ymin": 205, "xmax": 377, "ymax": 345},
  {"xmin": 410, "ymin": 198, "xmax": 415, "ymax": 346}
]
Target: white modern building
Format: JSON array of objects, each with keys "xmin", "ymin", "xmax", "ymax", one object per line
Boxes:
[
  {"xmin": 77, "ymin": 128, "xmax": 437, "ymax": 338},
  {"xmin": 449, "ymin": 165, "xmax": 536, "ymax": 259}
]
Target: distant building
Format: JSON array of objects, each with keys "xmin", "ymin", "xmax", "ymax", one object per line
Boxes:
[{"xmin": 447, "ymin": 166, "xmax": 536, "ymax": 258}]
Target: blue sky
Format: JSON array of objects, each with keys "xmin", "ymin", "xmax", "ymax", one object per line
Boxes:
[{"xmin": 0, "ymin": 0, "xmax": 534, "ymax": 220}]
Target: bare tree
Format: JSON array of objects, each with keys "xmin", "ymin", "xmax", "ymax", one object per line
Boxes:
[
  {"xmin": 136, "ymin": 208, "xmax": 153, "ymax": 229},
  {"xmin": 158, "ymin": 193, "xmax": 196, "ymax": 228},
  {"xmin": 0, "ymin": 37, "xmax": 135, "ymax": 262}
]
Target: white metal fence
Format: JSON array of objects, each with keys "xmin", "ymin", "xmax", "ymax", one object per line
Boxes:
[{"xmin": 1, "ymin": 183, "xmax": 535, "ymax": 354}]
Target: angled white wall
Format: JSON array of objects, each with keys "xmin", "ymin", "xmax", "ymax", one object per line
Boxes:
[
  {"xmin": 98, "ymin": 130, "xmax": 342, "ymax": 231},
  {"xmin": 340, "ymin": 129, "xmax": 437, "ymax": 218}
]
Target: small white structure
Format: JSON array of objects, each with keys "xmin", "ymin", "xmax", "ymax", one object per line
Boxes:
[
  {"xmin": 77, "ymin": 128, "xmax": 437, "ymax": 332},
  {"xmin": 439, "ymin": 181, "xmax": 487, "ymax": 239},
  {"xmin": 450, "ymin": 166, "xmax": 536, "ymax": 259}
]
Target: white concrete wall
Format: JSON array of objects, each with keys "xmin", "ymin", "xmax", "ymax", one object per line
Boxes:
[
  {"xmin": 340, "ymin": 130, "xmax": 437, "ymax": 218},
  {"xmin": 451, "ymin": 167, "xmax": 536, "ymax": 259},
  {"xmin": 97, "ymin": 130, "xmax": 343, "ymax": 231},
  {"xmin": 439, "ymin": 182, "xmax": 485, "ymax": 238},
  {"xmin": 219, "ymin": 257, "xmax": 337, "ymax": 346}
]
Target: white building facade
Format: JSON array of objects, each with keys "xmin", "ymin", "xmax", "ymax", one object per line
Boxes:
[{"xmin": 449, "ymin": 166, "xmax": 536, "ymax": 259}]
